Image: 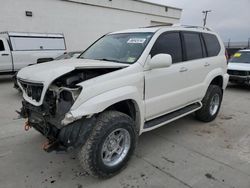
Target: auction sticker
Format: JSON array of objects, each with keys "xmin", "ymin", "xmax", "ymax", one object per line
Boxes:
[
  {"xmin": 127, "ymin": 38, "xmax": 146, "ymax": 44},
  {"xmin": 234, "ymin": 53, "xmax": 242, "ymax": 58}
]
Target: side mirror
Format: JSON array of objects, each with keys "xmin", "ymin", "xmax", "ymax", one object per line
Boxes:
[{"xmin": 149, "ymin": 54, "xmax": 172, "ymax": 70}]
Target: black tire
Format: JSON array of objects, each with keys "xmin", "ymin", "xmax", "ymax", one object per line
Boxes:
[
  {"xmin": 195, "ymin": 85, "xmax": 223, "ymax": 122},
  {"xmin": 78, "ymin": 111, "xmax": 137, "ymax": 178}
]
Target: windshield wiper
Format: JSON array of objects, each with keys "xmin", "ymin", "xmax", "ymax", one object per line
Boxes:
[
  {"xmin": 79, "ymin": 57, "xmax": 128, "ymax": 64},
  {"xmin": 95, "ymin": 58, "xmax": 124, "ymax": 64}
]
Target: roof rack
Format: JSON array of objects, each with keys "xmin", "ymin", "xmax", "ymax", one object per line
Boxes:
[
  {"xmin": 180, "ymin": 25, "xmax": 212, "ymax": 31},
  {"xmin": 142, "ymin": 24, "xmax": 212, "ymax": 31}
]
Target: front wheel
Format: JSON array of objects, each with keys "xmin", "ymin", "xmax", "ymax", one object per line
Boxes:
[
  {"xmin": 195, "ymin": 85, "xmax": 223, "ymax": 122},
  {"xmin": 78, "ymin": 111, "xmax": 137, "ymax": 178}
]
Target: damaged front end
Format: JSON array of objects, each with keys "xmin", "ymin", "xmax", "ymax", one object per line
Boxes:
[{"xmin": 17, "ymin": 68, "xmax": 119, "ymax": 152}]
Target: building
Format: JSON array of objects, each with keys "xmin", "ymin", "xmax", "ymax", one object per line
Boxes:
[{"xmin": 0, "ymin": 0, "xmax": 182, "ymax": 51}]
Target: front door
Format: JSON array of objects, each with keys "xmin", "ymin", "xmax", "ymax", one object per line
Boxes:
[
  {"xmin": 144, "ymin": 32, "xmax": 189, "ymax": 120},
  {"xmin": 0, "ymin": 38, "xmax": 12, "ymax": 72}
]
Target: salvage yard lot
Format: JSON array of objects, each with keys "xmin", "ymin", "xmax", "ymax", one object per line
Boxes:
[{"xmin": 0, "ymin": 76, "xmax": 250, "ymax": 188}]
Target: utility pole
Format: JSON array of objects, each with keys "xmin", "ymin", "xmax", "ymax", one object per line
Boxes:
[
  {"xmin": 228, "ymin": 38, "xmax": 231, "ymax": 48},
  {"xmin": 202, "ymin": 10, "xmax": 212, "ymax": 27},
  {"xmin": 248, "ymin": 38, "xmax": 250, "ymax": 49}
]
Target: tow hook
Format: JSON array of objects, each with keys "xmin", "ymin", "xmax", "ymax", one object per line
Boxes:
[
  {"xmin": 42, "ymin": 140, "xmax": 59, "ymax": 153},
  {"xmin": 24, "ymin": 121, "xmax": 32, "ymax": 131}
]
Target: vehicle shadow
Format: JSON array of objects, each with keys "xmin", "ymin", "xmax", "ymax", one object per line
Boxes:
[
  {"xmin": 20, "ymin": 113, "xmax": 227, "ymax": 186},
  {"xmin": 226, "ymin": 83, "xmax": 250, "ymax": 91},
  {"xmin": 0, "ymin": 75, "xmax": 13, "ymax": 83},
  {"xmin": 0, "ymin": 75, "xmax": 22, "ymax": 99},
  {"xmin": 139, "ymin": 114, "xmax": 196, "ymax": 138}
]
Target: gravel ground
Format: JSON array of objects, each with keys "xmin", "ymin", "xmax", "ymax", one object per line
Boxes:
[{"xmin": 0, "ymin": 75, "xmax": 250, "ymax": 188}]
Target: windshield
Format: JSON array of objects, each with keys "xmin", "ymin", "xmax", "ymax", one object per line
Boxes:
[
  {"xmin": 229, "ymin": 51, "xmax": 250, "ymax": 63},
  {"xmin": 79, "ymin": 32, "xmax": 153, "ymax": 64}
]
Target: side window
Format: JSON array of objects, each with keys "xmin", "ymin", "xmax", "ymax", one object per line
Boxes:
[
  {"xmin": 0, "ymin": 40, "xmax": 5, "ymax": 51},
  {"xmin": 203, "ymin": 33, "xmax": 221, "ymax": 57},
  {"xmin": 151, "ymin": 32, "xmax": 182, "ymax": 63},
  {"xmin": 183, "ymin": 32, "xmax": 203, "ymax": 60}
]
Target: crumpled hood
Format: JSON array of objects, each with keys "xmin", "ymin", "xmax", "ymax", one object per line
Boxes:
[
  {"xmin": 228, "ymin": 62, "xmax": 250, "ymax": 71},
  {"xmin": 17, "ymin": 58, "xmax": 129, "ymax": 106},
  {"xmin": 17, "ymin": 58, "xmax": 129, "ymax": 83}
]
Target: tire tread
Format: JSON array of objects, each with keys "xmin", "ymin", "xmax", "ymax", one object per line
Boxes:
[
  {"xmin": 195, "ymin": 85, "xmax": 222, "ymax": 122},
  {"xmin": 78, "ymin": 111, "xmax": 136, "ymax": 178}
]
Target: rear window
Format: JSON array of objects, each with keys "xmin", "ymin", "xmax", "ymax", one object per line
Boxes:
[
  {"xmin": 10, "ymin": 37, "xmax": 66, "ymax": 51},
  {"xmin": 202, "ymin": 33, "xmax": 221, "ymax": 57},
  {"xmin": 183, "ymin": 32, "xmax": 203, "ymax": 61},
  {"xmin": 0, "ymin": 40, "xmax": 4, "ymax": 51},
  {"xmin": 229, "ymin": 52, "xmax": 250, "ymax": 63}
]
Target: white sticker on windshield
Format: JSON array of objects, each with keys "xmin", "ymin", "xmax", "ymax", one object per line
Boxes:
[{"xmin": 127, "ymin": 38, "xmax": 146, "ymax": 44}]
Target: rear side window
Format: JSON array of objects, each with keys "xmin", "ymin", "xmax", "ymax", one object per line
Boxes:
[
  {"xmin": 0, "ymin": 40, "xmax": 4, "ymax": 51},
  {"xmin": 203, "ymin": 33, "xmax": 221, "ymax": 57},
  {"xmin": 151, "ymin": 32, "xmax": 182, "ymax": 63},
  {"xmin": 183, "ymin": 32, "xmax": 203, "ymax": 60}
]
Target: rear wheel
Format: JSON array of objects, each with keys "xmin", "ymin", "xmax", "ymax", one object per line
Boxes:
[
  {"xmin": 78, "ymin": 111, "xmax": 137, "ymax": 178},
  {"xmin": 195, "ymin": 85, "xmax": 223, "ymax": 122}
]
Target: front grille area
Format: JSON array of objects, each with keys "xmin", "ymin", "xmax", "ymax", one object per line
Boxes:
[
  {"xmin": 227, "ymin": 70, "xmax": 249, "ymax": 76},
  {"xmin": 18, "ymin": 79, "xmax": 44, "ymax": 102}
]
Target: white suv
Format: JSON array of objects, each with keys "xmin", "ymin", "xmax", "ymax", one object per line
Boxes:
[
  {"xmin": 17, "ymin": 26, "xmax": 229, "ymax": 178},
  {"xmin": 228, "ymin": 49, "xmax": 250, "ymax": 85}
]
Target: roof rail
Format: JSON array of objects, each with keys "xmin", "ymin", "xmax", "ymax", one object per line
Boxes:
[
  {"xmin": 179, "ymin": 25, "xmax": 212, "ymax": 31},
  {"xmin": 141, "ymin": 24, "xmax": 212, "ymax": 31}
]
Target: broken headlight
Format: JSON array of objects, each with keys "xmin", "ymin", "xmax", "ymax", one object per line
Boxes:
[
  {"xmin": 58, "ymin": 86, "xmax": 82, "ymax": 102},
  {"xmin": 48, "ymin": 85, "xmax": 82, "ymax": 103}
]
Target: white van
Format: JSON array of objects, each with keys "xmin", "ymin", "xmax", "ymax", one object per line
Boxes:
[{"xmin": 0, "ymin": 32, "xmax": 66, "ymax": 75}]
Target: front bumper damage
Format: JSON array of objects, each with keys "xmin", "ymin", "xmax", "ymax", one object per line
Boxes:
[
  {"xmin": 16, "ymin": 67, "xmax": 126, "ymax": 152},
  {"xmin": 18, "ymin": 101, "xmax": 96, "ymax": 152}
]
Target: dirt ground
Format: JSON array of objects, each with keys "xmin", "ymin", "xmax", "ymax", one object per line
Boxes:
[{"xmin": 0, "ymin": 75, "xmax": 250, "ymax": 188}]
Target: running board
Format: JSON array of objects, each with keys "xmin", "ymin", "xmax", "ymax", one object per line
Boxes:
[{"xmin": 144, "ymin": 102, "xmax": 202, "ymax": 129}]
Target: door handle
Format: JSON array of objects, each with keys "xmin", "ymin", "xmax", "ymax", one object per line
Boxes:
[
  {"xmin": 1, "ymin": 53, "xmax": 10, "ymax": 56},
  {"xmin": 204, "ymin": 62, "xmax": 210, "ymax": 67},
  {"xmin": 179, "ymin": 67, "xmax": 188, "ymax": 72}
]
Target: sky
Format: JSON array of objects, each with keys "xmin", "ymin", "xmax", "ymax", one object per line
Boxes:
[{"xmin": 145, "ymin": 0, "xmax": 250, "ymax": 42}]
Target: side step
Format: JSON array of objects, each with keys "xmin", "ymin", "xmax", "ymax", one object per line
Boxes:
[{"xmin": 144, "ymin": 102, "xmax": 202, "ymax": 129}]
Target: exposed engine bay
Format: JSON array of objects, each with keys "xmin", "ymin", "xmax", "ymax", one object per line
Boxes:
[{"xmin": 18, "ymin": 68, "xmax": 121, "ymax": 151}]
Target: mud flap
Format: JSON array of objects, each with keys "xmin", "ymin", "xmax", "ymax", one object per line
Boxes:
[{"xmin": 58, "ymin": 116, "xmax": 96, "ymax": 149}]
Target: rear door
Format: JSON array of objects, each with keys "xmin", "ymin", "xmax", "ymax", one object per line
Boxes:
[
  {"xmin": 202, "ymin": 33, "xmax": 223, "ymax": 75},
  {"xmin": 0, "ymin": 38, "xmax": 12, "ymax": 72},
  {"xmin": 180, "ymin": 31, "xmax": 208, "ymax": 101}
]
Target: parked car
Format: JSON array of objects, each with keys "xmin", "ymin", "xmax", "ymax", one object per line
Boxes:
[
  {"xmin": 17, "ymin": 26, "xmax": 228, "ymax": 178},
  {"xmin": 228, "ymin": 49, "xmax": 250, "ymax": 85},
  {"xmin": 13, "ymin": 51, "xmax": 82, "ymax": 90},
  {"xmin": 0, "ymin": 31, "xmax": 66, "ymax": 75}
]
